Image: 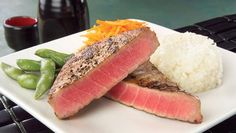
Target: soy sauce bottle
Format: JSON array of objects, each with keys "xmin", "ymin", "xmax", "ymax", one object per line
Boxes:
[{"xmin": 38, "ymin": 0, "xmax": 89, "ymax": 43}]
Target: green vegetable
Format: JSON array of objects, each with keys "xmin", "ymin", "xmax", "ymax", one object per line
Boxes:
[
  {"xmin": 16, "ymin": 59, "xmax": 41, "ymax": 71},
  {"xmin": 35, "ymin": 49, "xmax": 70, "ymax": 67},
  {"xmin": 34, "ymin": 59, "xmax": 55, "ymax": 99},
  {"xmin": 1, "ymin": 62, "xmax": 24, "ymax": 80},
  {"xmin": 17, "ymin": 74, "xmax": 40, "ymax": 90}
]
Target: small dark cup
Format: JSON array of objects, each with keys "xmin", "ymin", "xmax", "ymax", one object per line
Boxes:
[{"xmin": 4, "ymin": 16, "xmax": 39, "ymax": 51}]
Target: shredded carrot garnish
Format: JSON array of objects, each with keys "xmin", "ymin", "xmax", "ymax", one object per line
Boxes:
[{"xmin": 83, "ymin": 19, "xmax": 146, "ymax": 45}]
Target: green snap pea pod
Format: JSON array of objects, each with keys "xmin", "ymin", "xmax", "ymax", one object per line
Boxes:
[
  {"xmin": 34, "ymin": 59, "xmax": 55, "ymax": 99},
  {"xmin": 1, "ymin": 62, "xmax": 24, "ymax": 80},
  {"xmin": 16, "ymin": 59, "xmax": 41, "ymax": 71},
  {"xmin": 35, "ymin": 49, "xmax": 70, "ymax": 67},
  {"xmin": 17, "ymin": 74, "xmax": 40, "ymax": 90}
]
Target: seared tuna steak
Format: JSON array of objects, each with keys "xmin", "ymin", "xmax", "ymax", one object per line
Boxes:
[
  {"xmin": 48, "ymin": 27, "xmax": 159, "ymax": 119},
  {"xmin": 106, "ymin": 62, "xmax": 202, "ymax": 123}
]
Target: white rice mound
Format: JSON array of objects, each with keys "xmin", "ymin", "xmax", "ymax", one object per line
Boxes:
[{"xmin": 150, "ymin": 32, "xmax": 223, "ymax": 93}]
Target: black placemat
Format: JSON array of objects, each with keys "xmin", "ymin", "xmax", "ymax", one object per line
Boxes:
[
  {"xmin": 1, "ymin": 14, "xmax": 236, "ymax": 133},
  {"xmin": 0, "ymin": 95, "xmax": 53, "ymax": 133},
  {"xmin": 176, "ymin": 14, "xmax": 236, "ymax": 52}
]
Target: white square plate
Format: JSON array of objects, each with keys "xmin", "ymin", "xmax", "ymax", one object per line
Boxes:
[{"xmin": 0, "ymin": 20, "xmax": 236, "ymax": 133}]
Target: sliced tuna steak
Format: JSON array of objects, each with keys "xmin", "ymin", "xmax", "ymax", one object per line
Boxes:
[
  {"xmin": 48, "ymin": 27, "xmax": 159, "ymax": 119},
  {"xmin": 106, "ymin": 62, "xmax": 202, "ymax": 123}
]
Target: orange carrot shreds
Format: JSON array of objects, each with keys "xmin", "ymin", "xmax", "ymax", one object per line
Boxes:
[{"xmin": 83, "ymin": 19, "xmax": 146, "ymax": 45}]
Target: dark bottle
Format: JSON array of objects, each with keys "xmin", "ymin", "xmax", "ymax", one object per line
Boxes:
[{"xmin": 38, "ymin": 0, "xmax": 90, "ymax": 43}]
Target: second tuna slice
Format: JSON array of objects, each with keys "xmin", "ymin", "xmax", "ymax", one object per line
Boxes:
[
  {"xmin": 48, "ymin": 27, "xmax": 159, "ymax": 119},
  {"xmin": 106, "ymin": 62, "xmax": 203, "ymax": 123}
]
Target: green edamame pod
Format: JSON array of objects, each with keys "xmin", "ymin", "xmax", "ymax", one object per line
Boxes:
[
  {"xmin": 17, "ymin": 74, "xmax": 40, "ymax": 90},
  {"xmin": 1, "ymin": 62, "xmax": 24, "ymax": 80},
  {"xmin": 16, "ymin": 59, "xmax": 41, "ymax": 71},
  {"xmin": 34, "ymin": 59, "xmax": 55, "ymax": 99},
  {"xmin": 35, "ymin": 49, "xmax": 70, "ymax": 67}
]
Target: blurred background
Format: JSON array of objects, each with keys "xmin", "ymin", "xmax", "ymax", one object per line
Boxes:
[
  {"xmin": 0, "ymin": 0, "xmax": 236, "ymax": 55},
  {"xmin": 1, "ymin": 0, "xmax": 236, "ymax": 28}
]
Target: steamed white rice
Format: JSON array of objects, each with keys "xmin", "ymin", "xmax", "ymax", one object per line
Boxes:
[{"xmin": 150, "ymin": 32, "xmax": 223, "ymax": 93}]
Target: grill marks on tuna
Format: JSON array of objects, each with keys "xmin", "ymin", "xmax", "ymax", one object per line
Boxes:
[
  {"xmin": 48, "ymin": 27, "xmax": 159, "ymax": 119},
  {"xmin": 106, "ymin": 62, "xmax": 203, "ymax": 123}
]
